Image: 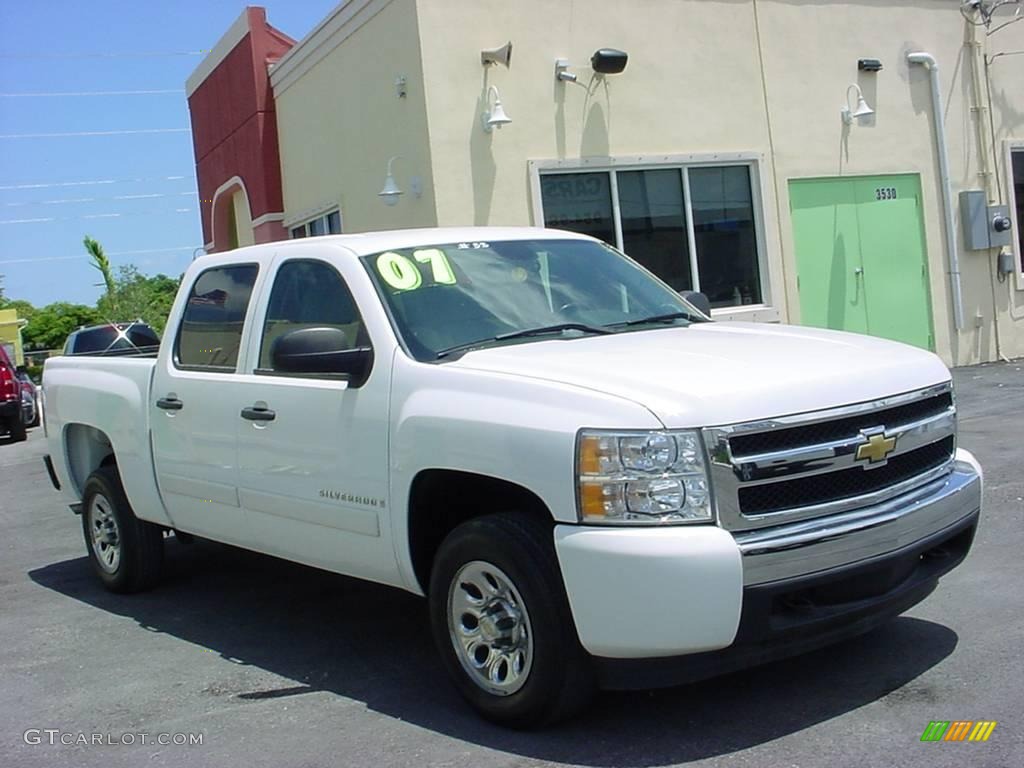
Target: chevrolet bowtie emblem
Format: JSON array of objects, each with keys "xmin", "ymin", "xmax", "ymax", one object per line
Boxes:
[{"xmin": 856, "ymin": 431, "xmax": 897, "ymax": 464}]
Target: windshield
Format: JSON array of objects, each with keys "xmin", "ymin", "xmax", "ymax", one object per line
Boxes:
[{"xmin": 360, "ymin": 238, "xmax": 703, "ymax": 361}]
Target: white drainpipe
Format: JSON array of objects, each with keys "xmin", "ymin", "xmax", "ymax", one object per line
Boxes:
[{"xmin": 907, "ymin": 52, "xmax": 965, "ymax": 332}]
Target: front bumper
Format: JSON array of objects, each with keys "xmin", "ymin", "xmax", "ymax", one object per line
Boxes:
[{"xmin": 554, "ymin": 449, "xmax": 982, "ymax": 677}]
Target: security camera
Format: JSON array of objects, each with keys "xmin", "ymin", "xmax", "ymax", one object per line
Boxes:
[{"xmin": 590, "ymin": 48, "xmax": 628, "ymax": 75}]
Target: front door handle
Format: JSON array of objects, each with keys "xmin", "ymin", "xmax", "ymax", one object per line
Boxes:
[
  {"xmin": 240, "ymin": 405, "xmax": 276, "ymax": 422},
  {"xmin": 156, "ymin": 396, "xmax": 183, "ymax": 411}
]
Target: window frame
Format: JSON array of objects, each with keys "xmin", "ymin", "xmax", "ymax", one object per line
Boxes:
[
  {"xmin": 287, "ymin": 207, "xmax": 343, "ymax": 239},
  {"xmin": 529, "ymin": 153, "xmax": 777, "ymax": 320},
  {"xmin": 172, "ymin": 262, "xmax": 261, "ymax": 374},
  {"xmin": 1004, "ymin": 140, "xmax": 1024, "ymax": 291},
  {"xmin": 252, "ymin": 257, "xmax": 372, "ymax": 382}
]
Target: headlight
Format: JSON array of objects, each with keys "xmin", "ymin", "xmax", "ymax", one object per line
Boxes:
[{"xmin": 576, "ymin": 430, "xmax": 713, "ymax": 525}]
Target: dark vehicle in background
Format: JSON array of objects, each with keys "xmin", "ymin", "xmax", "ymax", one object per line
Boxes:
[
  {"xmin": 17, "ymin": 371, "xmax": 40, "ymax": 428},
  {"xmin": 0, "ymin": 345, "xmax": 26, "ymax": 442},
  {"xmin": 62, "ymin": 322, "xmax": 161, "ymax": 357}
]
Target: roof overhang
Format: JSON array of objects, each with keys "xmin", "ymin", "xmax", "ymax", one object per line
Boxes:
[
  {"xmin": 186, "ymin": 8, "xmax": 254, "ymax": 98},
  {"xmin": 269, "ymin": 0, "xmax": 392, "ymax": 98}
]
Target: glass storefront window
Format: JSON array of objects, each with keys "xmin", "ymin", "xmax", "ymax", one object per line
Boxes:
[
  {"xmin": 618, "ymin": 169, "xmax": 693, "ymax": 292},
  {"xmin": 689, "ymin": 166, "xmax": 762, "ymax": 307},
  {"xmin": 540, "ymin": 173, "xmax": 616, "ymax": 246},
  {"xmin": 539, "ymin": 164, "xmax": 765, "ymax": 308}
]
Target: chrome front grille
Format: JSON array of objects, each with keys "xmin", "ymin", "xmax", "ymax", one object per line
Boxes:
[{"xmin": 704, "ymin": 383, "xmax": 957, "ymax": 532}]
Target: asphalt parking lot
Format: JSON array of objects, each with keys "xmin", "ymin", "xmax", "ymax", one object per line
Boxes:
[{"xmin": 1, "ymin": 362, "xmax": 1021, "ymax": 768}]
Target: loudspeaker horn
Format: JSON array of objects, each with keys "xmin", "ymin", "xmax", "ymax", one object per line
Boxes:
[{"xmin": 481, "ymin": 41, "xmax": 512, "ymax": 68}]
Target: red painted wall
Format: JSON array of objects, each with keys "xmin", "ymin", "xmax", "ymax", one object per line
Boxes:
[{"xmin": 188, "ymin": 7, "xmax": 293, "ymax": 249}]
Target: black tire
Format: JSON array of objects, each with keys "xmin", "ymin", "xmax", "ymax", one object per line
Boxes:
[
  {"xmin": 81, "ymin": 466, "xmax": 164, "ymax": 593},
  {"xmin": 429, "ymin": 513, "xmax": 596, "ymax": 728},
  {"xmin": 8, "ymin": 414, "xmax": 26, "ymax": 442}
]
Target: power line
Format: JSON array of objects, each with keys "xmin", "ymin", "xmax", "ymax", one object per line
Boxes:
[
  {"xmin": 1, "ymin": 208, "xmax": 194, "ymax": 225},
  {"xmin": 0, "ymin": 245, "xmax": 202, "ymax": 266},
  {"xmin": 0, "ymin": 175, "xmax": 193, "ymax": 190},
  {"xmin": 0, "ymin": 128, "xmax": 190, "ymax": 139},
  {"xmin": 3, "ymin": 191, "xmax": 197, "ymax": 207},
  {"xmin": 0, "ymin": 89, "xmax": 185, "ymax": 97},
  {"xmin": 0, "ymin": 50, "xmax": 208, "ymax": 59}
]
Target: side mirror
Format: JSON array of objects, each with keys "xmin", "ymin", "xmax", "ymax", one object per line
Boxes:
[
  {"xmin": 679, "ymin": 290, "xmax": 712, "ymax": 318},
  {"xmin": 271, "ymin": 327, "xmax": 373, "ymax": 386}
]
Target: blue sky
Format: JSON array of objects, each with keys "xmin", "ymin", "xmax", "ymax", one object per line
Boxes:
[{"xmin": 0, "ymin": 0, "xmax": 339, "ymax": 307}]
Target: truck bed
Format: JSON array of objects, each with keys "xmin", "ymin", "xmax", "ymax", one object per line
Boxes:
[{"xmin": 43, "ymin": 356, "xmax": 171, "ymax": 526}]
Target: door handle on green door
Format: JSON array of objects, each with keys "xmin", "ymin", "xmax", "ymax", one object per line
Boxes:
[
  {"xmin": 156, "ymin": 396, "xmax": 183, "ymax": 411},
  {"xmin": 854, "ymin": 267, "xmax": 864, "ymax": 276}
]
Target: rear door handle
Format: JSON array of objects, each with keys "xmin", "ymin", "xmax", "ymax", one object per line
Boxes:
[
  {"xmin": 156, "ymin": 396, "xmax": 183, "ymax": 411},
  {"xmin": 240, "ymin": 405, "xmax": 276, "ymax": 422}
]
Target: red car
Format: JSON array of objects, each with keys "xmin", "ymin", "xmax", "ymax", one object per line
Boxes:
[
  {"xmin": 17, "ymin": 370, "xmax": 40, "ymax": 428},
  {"xmin": 0, "ymin": 344, "xmax": 27, "ymax": 442}
]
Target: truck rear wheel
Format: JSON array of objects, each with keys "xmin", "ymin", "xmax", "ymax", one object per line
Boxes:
[
  {"xmin": 428, "ymin": 513, "xmax": 595, "ymax": 728},
  {"xmin": 81, "ymin": 466, "xmax": 164, "ymax": 593}
]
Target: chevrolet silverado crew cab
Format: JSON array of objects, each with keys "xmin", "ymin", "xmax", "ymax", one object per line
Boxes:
[{"xmin": 42, "ymin": 227, "xmax": 982, "ymax": 727}]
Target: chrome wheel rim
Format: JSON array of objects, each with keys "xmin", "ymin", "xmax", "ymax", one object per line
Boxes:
[
  {"xmin": 447, "ymin": 560, "xmax": 534, "ymax": 696},
  {"xmin": 87, "ymin": 493, "xmax": 121, "ymax": 574}
]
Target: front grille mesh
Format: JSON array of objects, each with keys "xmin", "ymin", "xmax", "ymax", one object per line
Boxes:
[
  {"xmin": 738, "ymin": 436, "xmax": 954, "ymax": 516},
  {"xmin": 729, "ymin": 392, "xmax": 953, "ymax": 458}
]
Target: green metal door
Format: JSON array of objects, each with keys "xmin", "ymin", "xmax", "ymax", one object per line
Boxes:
[
  {"xmin": 789, "ymin": 175, "xmax": 934, "ymax": 350},
  {"xmin": 789, "ymin": 179, "xmax": 869, "ymax": 336}
]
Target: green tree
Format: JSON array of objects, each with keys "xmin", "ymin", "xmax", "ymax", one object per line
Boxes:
[
  {"xmin": 0, "ymin": 298, "xmax": 36, "ymax": 321},
  {"xmin": 21, "ymin": 302, "xmax": 101, "ymax": 351},
  {"xmin": 96, "ymin": 266, "xmax": 180, "ymax": 334}
]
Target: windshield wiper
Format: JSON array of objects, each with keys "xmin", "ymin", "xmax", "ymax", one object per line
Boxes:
[
  {"xmin": 494, "ymin": 323, "xmax": 614, "ymax": 341},
  {"xmin": 435, "ymin": 339, "xmax": 505, "ymax": 359},
  {"xmin": 610, "ymin": 311, "xmax": 698, "ymax": 328},
  {"xmin": 435, "ymin": 323, "xmax": 612, "ymax": 360}
]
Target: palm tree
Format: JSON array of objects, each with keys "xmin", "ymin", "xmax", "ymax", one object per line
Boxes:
[{"xmin": 84, "ymin": 235, "xmax": 117, "ymax": 316}]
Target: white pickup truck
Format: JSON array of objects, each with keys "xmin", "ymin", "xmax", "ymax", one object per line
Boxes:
[{"xmin": 42, "ymin": 227, "xmax": 982, "ymax": 727}]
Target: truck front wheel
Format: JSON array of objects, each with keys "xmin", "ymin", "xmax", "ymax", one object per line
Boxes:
[
  {"xmin": 81, "ymin": 466, "xmax": 164, "ymax": 593},
  {"xmin": 428, "ymin": 513, "xmax": 595, "ymax": 728}
]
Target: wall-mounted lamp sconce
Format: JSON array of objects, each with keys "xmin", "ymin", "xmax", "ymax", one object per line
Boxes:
[
  {"xmin": 378, "ymin": 155, "xmax": 403, "ymax": 206},
  {"xmin": 841, "ymin": 83, "xmax": 874, "ymax": 125},
  {"xmin": 482, "ymin": 85, "xmax": 512, "ymax": 132}
]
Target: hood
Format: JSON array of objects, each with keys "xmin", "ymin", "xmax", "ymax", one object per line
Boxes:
[{"xmin": 447, "ymin": 322, "xmax": 951, "ymax": 428}]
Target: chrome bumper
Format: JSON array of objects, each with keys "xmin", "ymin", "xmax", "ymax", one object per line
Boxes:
[{"xmin": 735, "ymin": 450, "xmax": 982, "ymax": 586}]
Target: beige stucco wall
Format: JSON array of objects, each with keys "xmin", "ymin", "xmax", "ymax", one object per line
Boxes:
[
  {"xmin": 755, "ymin": 0, "xmax": 1024, "ymax": 366},
  {"xmin": 414, "ymin": 0, "xmax": 786, "ymax": 322},
  {"xmin": 272, "ymin": 0, "xmax": 1024, "ymax": 365},
  {"xmin": 271, "ymin": 0, "xmax": 438, "ymax": 234},
  {"xmin": 411, "ymin": 0, "xmax": 1023, "ymax": 364}
]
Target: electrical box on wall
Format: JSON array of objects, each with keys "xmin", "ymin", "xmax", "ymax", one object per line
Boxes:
[
  {"xmin": 960, "ymin": 190, "xmax": 1014, "ymax": 249},
  {"xmin": 988, "ymin": 204, "xmax": 1013, "ymax": 248}
]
